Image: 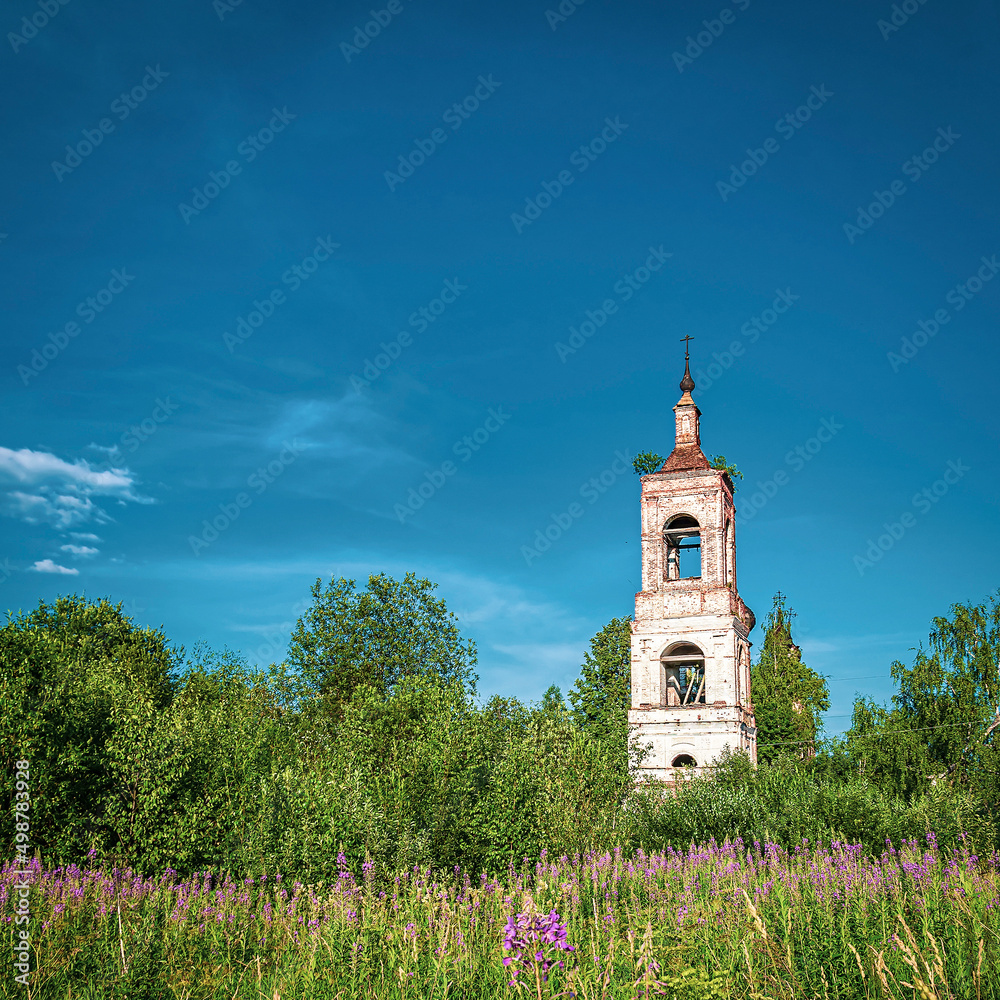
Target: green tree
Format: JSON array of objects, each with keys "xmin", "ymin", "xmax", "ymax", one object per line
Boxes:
[
  {"xmin": 632, "ymin": 452, "xmax": 664, "ymax": 476},
  {"xmin": 541, "ymin": 684, "xmax": 565, "ymax": 714},
  {"xmin": 844, "ymin": 591, "xmax": 1000, "ymax": 803},
  {"xmin": 751, "ymin": 594, "xmax": 829, "ymax": 763},
  {"xmin": 287, "ymin": 572, "xmax": 478, "ymax": 715},
  {"xmin": 0, "ymin": 596, "xmax": 178, "ymax": 862},
  {"xmin": 709, "ymin": 454, "xmax": 743, "ymax": 491},
  {"xmin": 569, "ymin": 617, "xmax": 632, "ymax": 746}
]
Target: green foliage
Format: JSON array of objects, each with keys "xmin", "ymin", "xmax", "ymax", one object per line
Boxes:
[
  {"xmin": 709, "ymin": 453, "xmax": 743, "ymax": 490},
  {"xmin": 286, "ymin": 572, "xmax": 478, "ymax": 715},
  {"xmin": 3, "ymin": 588, "xmax": 1000, "ymax": 895},
  {"xmin": 842, "ymin": 591, "xmax": 1000, "ymax": 807},
  {"xmin": 0, "ymin": 596, "xmax": 178, "ymax": 863},
  {"xmin": 569, "ymin": 617, "xmax": 632, "ymax": 745},
  {"xmin": 541, "ymin": 683, "xmax": 565, "ymax": 713},
  {"xmin": 751, "ymin": 594, "xmax": 829, "ymax": 763},
  {"xmin": 630, "ymin": 748, "xmax": 993, "ymax": 855},
  {"xmin": 632, "ymin": 451, "xmax": 664, "ymax": 475}
]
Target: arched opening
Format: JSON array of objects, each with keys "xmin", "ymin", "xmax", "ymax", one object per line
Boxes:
[
  {"xmin": 724, "ymin": 519, "xmax": 733, "ymax": 586},
  {"xmin": 663, "ymin": 515, "xmax": 701, "ymax": 580},
  {"xmin": 672, "ymin": 754, "xmax": 697, "ymax": 768},
  {"xmin": 660, "ymin": 641, "xmax": 706, "ymax": 707}
]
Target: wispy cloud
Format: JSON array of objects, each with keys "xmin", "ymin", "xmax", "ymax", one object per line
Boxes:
[
  {"xmin": 492, "ymin": 641, "xmax": 587, "ymax": 676},
  {"xmin": 29, "ymin": 559, "xmax": 79, "ymax": 576},
  {"xmin": 0, "ymin": 446, "xmax": 137, "ymax": 494},
  {"xmin": 60, "ymin": 543, "xmax": 99, "ymax": 557},
  {"xmin": 5, "ymin": 491, "xmax": 106, "ymax": 530},
  {"xmin": 799, "ymin": 631, "xmax": 917, "ymax": 657},
  {"xmin": 0, "ymin": 446, "xmax": 152, "ymax": 530}
]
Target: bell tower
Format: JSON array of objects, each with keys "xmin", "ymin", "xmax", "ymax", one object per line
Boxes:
[{"xmin": 628, "ymin": 342, "xmax": 757, "ymax": 779}]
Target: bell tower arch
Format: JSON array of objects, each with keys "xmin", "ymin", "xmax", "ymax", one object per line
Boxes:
[{"xmin": 629, "ymin": 342, "xmax": 756, "ymax": 779}]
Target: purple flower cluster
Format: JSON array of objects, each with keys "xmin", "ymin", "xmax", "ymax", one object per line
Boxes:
[{"xmin": 502, "ymin": 909, "xmax": 575, "ymax": 986}]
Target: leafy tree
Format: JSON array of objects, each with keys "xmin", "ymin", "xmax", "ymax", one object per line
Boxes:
[
  {"xmin": 751, "ymin": 594, "xmax": 829, "ymax": 764},
  {"xmin": 569, "ymin": 617, "xmax": 632, "ymax": 746},
  {"xmin": 0, "ymin": 596, "xmax": 178, "ymax": 862},
  {"xmin": 844, "ymin": 591, "xmax": 1000, "ymax": 804},
  {"xmin": 287, "ymin": 572, "xmax": 478, "ymax": 715},
  {"xmin": 709, "ymin": 454, "xmax": 743, "ymax": 491},
  {"xmin": 632, "ymin": 452, "xmax": 664, "ymax": 475},
  {"xmin": 541, "ymin": 684, "xmax": 565, "ymax": 713}
]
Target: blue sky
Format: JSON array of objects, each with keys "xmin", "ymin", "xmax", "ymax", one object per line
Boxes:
[{"xmin": 3, "ymin": 0, "xmax": 999, "ymax": 734}]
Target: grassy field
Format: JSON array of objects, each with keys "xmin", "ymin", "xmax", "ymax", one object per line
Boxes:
[{"xmin": 2, "ymin": 834, "xmax": 998, "ymax": 999}]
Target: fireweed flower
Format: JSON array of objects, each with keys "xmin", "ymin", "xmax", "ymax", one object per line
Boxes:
[{"xmin": 502, "ymin": 910, "xmax": 575, "ymax": 986}]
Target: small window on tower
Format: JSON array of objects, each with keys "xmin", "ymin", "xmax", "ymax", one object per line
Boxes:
[
  {"xmin": 672, "ymin": 754, "xmax": 697, "ymax": 768},
  {"xmin": 663, "ymin": 515, "xmax": 701, "ymax": 580}
]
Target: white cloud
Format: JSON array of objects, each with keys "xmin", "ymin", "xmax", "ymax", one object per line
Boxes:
[
  {"xmin": 60, "ymin": 544, "xmax": 99, "ymax": 557},
  {"xmin": 70, "ymin": 532, "xmax": 102, "ymax": 542},
  {"xmin": 0, "ymin": 446, "xmax": 138, "ymax": 494},
  {"xmin": 4, "ymin": 491, "xmax": 106, "ymax": 530},
  {"xmin": 29, "ymin": 559, "xmax": 79, "ymax": 576},
  {"xmin": 0, "ymin": 446, "xmax": 152, "ymax": 530}
]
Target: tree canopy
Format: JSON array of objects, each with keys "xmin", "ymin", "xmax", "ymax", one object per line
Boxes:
[
  {"xmin": 632, "ymin": 452, "xmax": 664, "ymax": 476},
  {"xmin": 569, "ymin": 617, "xmax": 632, "ymax": 743},
  {"xmin": 286, "ymin": 572, "xmax": 478, "ymax": 713},
  {"xmin": 844, "ymin": 591, "xmax": 1000, "ymax": 803}
]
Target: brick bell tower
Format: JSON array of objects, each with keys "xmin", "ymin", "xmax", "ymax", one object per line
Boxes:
[{"xmin": 628, "ymin": 340, "xmax": 757, "ymax": 779}]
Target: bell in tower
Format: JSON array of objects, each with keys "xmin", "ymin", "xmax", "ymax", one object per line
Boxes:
[{"xmin": 628, "ymin": 340, "xmax": 757, "ymax": 780}]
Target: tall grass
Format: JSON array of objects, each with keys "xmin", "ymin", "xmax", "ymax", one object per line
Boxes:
[{"xmin": 2, "ymin": 834, "xmax": 997, "ymax": 999}]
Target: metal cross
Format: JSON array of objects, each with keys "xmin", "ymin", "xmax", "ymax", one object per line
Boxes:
[{"xmin": 680, "ymin": 334, "xmax": 694, "ymax": 360}]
